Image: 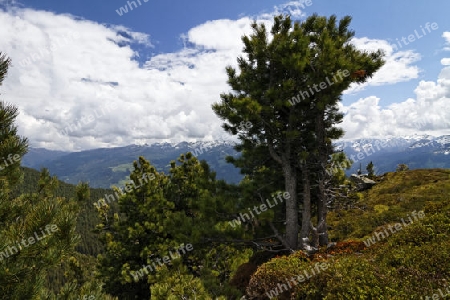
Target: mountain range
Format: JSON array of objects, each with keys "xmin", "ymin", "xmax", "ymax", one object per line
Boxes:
[
  {"xmin": 337, "ymin": 135, "xmax": 450, "ymax": 175},
  {"xmin": 21, "ymin": 135, "xmax": 450, "ymax": 189},
  {"xmin": 22, "ymin": 141, "xmax": 242, "ymax": 188}
]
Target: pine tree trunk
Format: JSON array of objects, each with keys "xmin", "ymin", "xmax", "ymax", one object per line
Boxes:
[
  {"xmin": 317, "ymin": 178, "xmax": 328, "ymax": 246},
  {"xmin": 283, "ymin": 164, "xmax": 298, "ymax": 250},
  {"xmin": 300, "ymin": 164, "xmax": 311, "ymax": 247}
]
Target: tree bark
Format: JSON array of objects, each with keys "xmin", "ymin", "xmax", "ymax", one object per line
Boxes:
[
  {"xmin": 282, "ymin": 164, "xmax": 298, "ymax": 250},
  {"xmin": 268, "ymin": 142, "xmax": 299, "ymax": 250},
  {"xmin": 300, "ymin": 164, "xmax": 311, "ymax": 247},
  {"xmin": 317, "ymin": 176, "xmax": 328, "ymax": 246}
]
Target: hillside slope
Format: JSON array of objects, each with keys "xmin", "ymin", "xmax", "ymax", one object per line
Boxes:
[
  {"xmin": 328, "ymin": 168, "xmax": 450, "ymax": 241},
  {"xmin": 245, "ymin": 168, "xmax": 450, "ymax": 299}
]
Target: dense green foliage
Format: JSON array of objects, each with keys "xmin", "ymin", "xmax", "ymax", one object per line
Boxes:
[
  {"xmin": 95, "ymin": 154, "xmax": 250, "ymax": 299},
  {"xmin": 11, "ymin": 167, "xmax": 113, "ymax": 257},
  {"xmin": 4, "ymin": 166, "xmax": 118, "ymax": 300}
]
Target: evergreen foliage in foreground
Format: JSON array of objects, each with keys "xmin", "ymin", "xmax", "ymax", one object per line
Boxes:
[{"xmin": 95, "ymin": 154, "xmax": 250, "ymax": 299}]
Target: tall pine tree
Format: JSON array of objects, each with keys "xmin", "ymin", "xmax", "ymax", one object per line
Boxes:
[{"xmin": 213, "ymin": 15, "xmax": 384, "ymax": 250}]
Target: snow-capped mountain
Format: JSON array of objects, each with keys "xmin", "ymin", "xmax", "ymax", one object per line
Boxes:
[
  {"xmin": 22, "ymin": 136, "xmax": 450, "ymax": 188},
  {"xmin": 335, "ymin": 135, "xmax": 450, "ymax": 175}
]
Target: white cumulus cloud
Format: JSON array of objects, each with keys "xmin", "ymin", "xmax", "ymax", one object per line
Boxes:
[{"xmin": 0, "ymin": 2, "xmax": 443, "ymax": 152}]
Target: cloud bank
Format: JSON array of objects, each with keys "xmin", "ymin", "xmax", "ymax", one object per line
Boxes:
[{"xmin": 0, "ymin": 2, "xmax": 448, "ymax": 151}]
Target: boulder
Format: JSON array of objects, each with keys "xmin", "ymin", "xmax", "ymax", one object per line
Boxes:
[{"xmin": 350, "ymin": 174, "xmax": 376, "ymax": 191}]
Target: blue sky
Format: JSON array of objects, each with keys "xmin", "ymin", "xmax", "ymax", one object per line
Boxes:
[{"xmin": 0, "ymin": 0, "xmax": 449, "ymax": 150}]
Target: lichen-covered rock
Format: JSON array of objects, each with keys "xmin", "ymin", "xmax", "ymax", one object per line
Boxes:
[{"xmin": 350, "ymin": 174, "xmax": 376, "ymax": 191}]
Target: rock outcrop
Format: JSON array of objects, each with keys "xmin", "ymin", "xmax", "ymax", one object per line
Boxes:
[{"xmin": 350, "ymin": 174, "xmax": 376, "ymax": 191}]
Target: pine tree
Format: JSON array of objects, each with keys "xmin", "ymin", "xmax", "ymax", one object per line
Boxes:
[
  {"xmin": 96, "ymin": 154, "xmax": 245, "ymax": 299},
  {"xmin": 0, "ymin": 53, "xmax": 28, "ymax": 188},
  {"xmin": 0, "ymin": 167, "xmax": 82, "ymax": 298},
  {"xmin": 366, "ymin": 161, "xmax": 375, "ymax": 179},
  {"xmin": 212, "ymin": 15, "xmax": 384, "ymax": 249}
]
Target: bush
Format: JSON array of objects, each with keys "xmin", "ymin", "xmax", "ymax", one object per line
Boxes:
[{"xmin": 396, "ymin": 164, "xmax": 409, "ymax": 172}]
